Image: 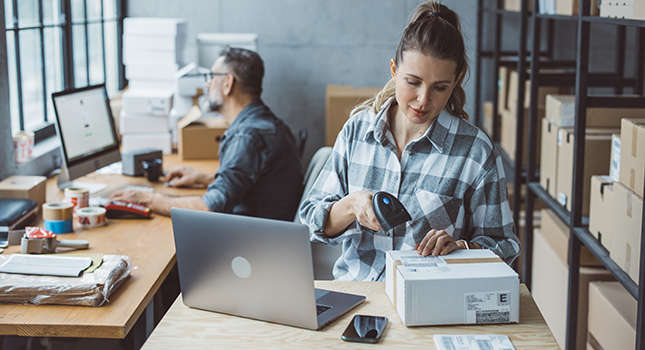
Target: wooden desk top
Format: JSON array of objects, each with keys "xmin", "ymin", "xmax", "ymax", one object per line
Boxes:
[
  {"xmin": 0, "ymin": 155, "xmax": 218, "ymax": 339},
  {"xmin": 141, "ymin": 282, "xmax": 559, "ymax": 349}
]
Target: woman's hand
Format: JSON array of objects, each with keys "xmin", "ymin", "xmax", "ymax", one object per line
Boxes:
[
  {"xmin": 348, "ymin": 191, "xmax": 382, "ymax": 232},
  {"xmin": 415, "ymin": 229, "xmax": 460, "ymax": 256}
]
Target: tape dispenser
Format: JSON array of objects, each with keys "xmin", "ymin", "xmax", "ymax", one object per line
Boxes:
[{"xmin": 20, "ymin": 227, "xmax": 89, "ymax": 254}]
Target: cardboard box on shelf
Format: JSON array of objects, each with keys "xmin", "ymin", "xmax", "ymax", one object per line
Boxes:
[
  {"xmin": 589, "ymin": 176, "xmax": 614, "ymax": 250},
  {"xmin": 122, "ymin": 89, "xmax": 174, "ymax": 116},
  {"xmin": 121, "ymin": 132, "xmax": 172, "ymax": 155},
  {"xmin": 531, "ymin": 228, "xmax": 614, "ymax": 350},
  {"xmin": 556, "ymin": 0, "xmax": 600, "ymax": 15},
  {"xmin": 610, "ymin": 134, "xmax": 621, "ymax": 183},
  {"xmin": 541, "ymin": 208, "xmax": 602, "ymax": 266},
  {"xmin": 498, "ymin": 66, "xmax": 512, "ymax": 112},
  {"xmin": 508, "ymin": 70, "xmax": 566, "ymax": 114},
  {"xmin": 545, "ymin": 94, "xmax": 645, "ymax": 128},
  {"xmin": 610, "ymin": 182, "xmax": 643, "ymax": 284},
  {"xmin": 325, "ymin": 85, "xmax": 380, "ymax": 147},
  {"xmin": 556, "ymin": 128, "xmax": 617, "ymax": 217},
  {"xmin": 619, "ymin": 118, "xmax": 645, "ymax": 197},
  {"xmin": 385, "ymin": 249, "xmax": 519, "ymax": 327},
  {"xmin": 587, "ymin": 282, "xmax": 637, "ymax": 350},
  {"xmin": 540, "ymin": 118, "xmax": 565, "ymax": 198},
  {"xmin": 178, "ymin": 106, "xmax": 228, "ymax": 160},
  {"xmin": 0, "ymin": 176, "xmax": 47, "ymax": 213},
  {"xmin": 119, "ymin": 112, "xmax": 169, "ymax": 134},
  {"xmin": 499, "ymin": 106, "xmax": 544, "ymax": 166},
  {"xmin": 635, "ymin": 0, "xmax": 645, "ymax": 20},
  {"xmin": 483, "ymin": 100, "xmax": 493, "ymax": 136},
  {"xmin": 504, "ymin": 0, "xmax": 532, "ymax": 11}
]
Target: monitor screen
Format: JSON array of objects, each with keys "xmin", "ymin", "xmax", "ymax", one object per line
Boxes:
[
  {"xmin": 52, "ymin": 84, "xmax": 121, "ymax": 192},
  {"xmin": 53, "ymin": 85, "xmax": 118, "ymax": 163}
]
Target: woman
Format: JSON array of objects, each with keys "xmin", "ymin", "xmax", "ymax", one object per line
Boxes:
[{"xmin": 300, "ymin": 1, "xmax": 520, "ymax": 282}]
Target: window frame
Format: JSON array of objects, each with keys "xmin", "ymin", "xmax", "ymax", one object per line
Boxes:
[{"xmin": 4, "ymin": 0, "xmax": 126, "ymax": 144}]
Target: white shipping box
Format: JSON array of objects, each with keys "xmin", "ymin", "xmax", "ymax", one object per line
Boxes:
[
  {"xmin": 125, "ymin": 62, "xmax": 178, "ymax": 81},
  {"xmin": 123, "ymin": 18, "xmax": 186, "ymax": 37},
  {"xmin": 121, "ymin": 133, "xmax": 172, "ymax": 155},
  {"xmin": 119, "ymin": 112, "xmax": 169, "ymax": 134},
  {"xmin": 128, "ymin": 80, "xmax": 175, "ymax": 92},
  {"xmin": 123, "ymin": 34, "xmax": 186, "ymax": 52},
  {"xmin": 122, "ymin": 89, "xmax": 173, "ymax": 116},
  {"xmin": 123, "ymin": 48, "xmax": 182, "ymax": 65},
  {"xmin": 385, "ymin": 250, "xmax": 519, "ymax": 327}
]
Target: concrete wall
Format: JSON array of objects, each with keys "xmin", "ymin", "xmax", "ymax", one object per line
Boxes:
[{"xmin": 128, "ymin": 0, "xmax": 478, "ymax": 163}]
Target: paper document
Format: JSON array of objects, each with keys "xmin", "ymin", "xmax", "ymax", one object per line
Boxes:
[
  {"xmin": 434, "ymin": 334, "xmax": 516, "ymax": 350},
  {"xmin": 0, "ymin": 254, "xmax": 93, "ymax": 277}
]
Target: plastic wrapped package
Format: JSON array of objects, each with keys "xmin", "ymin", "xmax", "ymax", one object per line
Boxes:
[{"xmin": 0, "ymin": 254, "xmax": 132, "ymax": 306}]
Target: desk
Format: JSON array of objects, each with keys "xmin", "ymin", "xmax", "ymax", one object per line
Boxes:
[
  {"xmin": 0, "ymin": 155, "xmax": 218, "ymax": 340},
  {"xmin": 141, "ymin": 282, "xmax": 559, "ymax": 349}
]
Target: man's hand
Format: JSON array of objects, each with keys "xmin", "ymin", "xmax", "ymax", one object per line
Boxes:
[
  {"xmin": 165, "ymin": 166, "xmax": 212, "ymax": 188},
  {"xmin": 415, "ymin": 229, "xmax": 460, "ymax": 257},
  {"xmin": 109, "ymin": 189, "xmax": 155, "ymax": 206}
]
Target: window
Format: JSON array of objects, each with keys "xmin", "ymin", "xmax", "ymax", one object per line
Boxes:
[{"xmin": 4, "ymin": 0, "xmax": 123, "ymax": 141}]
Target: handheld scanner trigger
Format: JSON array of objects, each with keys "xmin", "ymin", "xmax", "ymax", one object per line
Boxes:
[{"xmin": 372, "ymin": 191, "xmax": 411, "ymax": 231}]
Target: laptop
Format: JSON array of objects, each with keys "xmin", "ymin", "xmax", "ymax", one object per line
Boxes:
[{"xmin": 170, "ymin": 208, "xmax": 366, "ymax": 330}]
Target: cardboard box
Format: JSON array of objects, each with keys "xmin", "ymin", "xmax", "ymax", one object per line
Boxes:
[
  {"xmin": 123, "ymin": 34, "xmax": 185, "ymax": 53},
  {"xmin": 610, "ymin": 134, "xmax": 621, "ymax": 183},
  {"xmin": 125, "ymin": 62, "xmax": 178, "ymax": 81},
  {"xmin": 545, "ymin": 94, "xmax": 645, "ymax": 128},
  {"xmin": 610, "ymin": 182, "xmax": 643, "ymax": 284},
  {"xmin": 123, "ymin": 49, "xmax": 182, "ymax": 65},
  {"xmin": 531, "ymin": 228, "xmax": 614, "ymax": 350},
  {"xmin": 121, "ymin": 133, "xmax": 172, "ymax": 155},
  {"xmin": 0, "ymin": 176, "xmax": 47, "ymax": 213},
  {"xmin": 600, "ymin": 2, "xmax": 634, "ymax": 18},
  {"xmin": 587, "ymin": 282, "xmax": 637, "ymax": 350},
  {"xmin": 556, "ymin": 0, "xmax": 600, "ymax": 15},
  {"xmin": 122, "ymin": 89, "xmax": 173, "ymax": 116},
  {"xmin": 119, "ymin": 112, "xmax": 169, "ymax": 134},
  {"xmin": 498, "ymin": 66, "xmax": 512, "ymax": 112},
  {"xmin": 635, "ymin": 0, "xmax": 645, "ymax": 20},
  {"xmin": 508, "ymin": 70, "xmax": 566, "ymax": 115},
  {"xmin": 540, "ymin": 118, "xmax": 564, "ymax": 198},
  {"xmin": 483, "ymin": 100, "xmax": 493, "ymax": 136},
  {"xmin": 619, "ymin": 118, "xmax": 645, "ymax": 197},
  {"xmin": 504, "ymin": 0, "xmax": 533, "ymax": 11},
  {"xmin": 123, "ymin": 17, "xmax": 187, "ymax": 37},
  {"xmin": 589, "ymin": 176, "xmax": 614, "ymax": 250},
  {"xmin": 325, "ymin": 85, "xmax": 380, "ymax": 146},
  {"xmin": 385, "ymin": 249, "xmax": 519, "ymax": 327},
  {"xmin": 128, "ymin": 80, "xmax": 175, "ymax": 91},
  {"xmin": 178, "ymin": 106, "xmax": 228, "ymax": 160},
  {"xmin": 499, "ymin": 106, "xmax": 544, "ymax": 166},
  {"xmin": 556, "ymin": 129, "xmax": 617, "ymax": 216},
  {"xmin": 541, "ymin": 208, "xmax": 602, "ymax": 266}
]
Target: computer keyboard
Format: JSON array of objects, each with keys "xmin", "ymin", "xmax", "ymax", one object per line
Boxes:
[
  {"xmin": 316, "ymin": 304, "xmax": 332, "ymax": 316},
  {"xmin": 121, "ymin": 185, "xmax": 154, "ymax": 192}
]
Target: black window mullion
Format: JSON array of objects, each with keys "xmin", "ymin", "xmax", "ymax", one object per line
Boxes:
[
  {"xmin": 84, "ymin": 0, "xmax": 89, "ymax": 85},
  {"xmin": 61, "ymin": 0, "xmax": 74, "ymax": 89},
  {"xmin": 101, "ymin": 0, "xmax": 106, "ymax": 85},
  {"xmin": 38, "ymin": 0, "xmax": 48, "ymax": 123},
  {"xmin": 12, "ymin": 0, "xmax": 24, "ymax": 131}
]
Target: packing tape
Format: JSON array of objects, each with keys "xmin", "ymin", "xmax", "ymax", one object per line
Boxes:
[
  {"xmin": 76, "ymin": 207, "xmax": 107, "ymax": 228},
  {"xmin": 42, "ymin": 202, "xmax": 74, "ymax": 221},
  {"xmin": 44, "ymin": 219, "xmax": 74, "ymax": 234},
  {"xmin": 64, "ymin": 187, "xmax": 89, "ymax": 213}
]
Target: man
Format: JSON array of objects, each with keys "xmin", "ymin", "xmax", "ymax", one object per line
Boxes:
[{"xmin": 110, "ymin": 48, "xmax": 303, "ymax": 221}]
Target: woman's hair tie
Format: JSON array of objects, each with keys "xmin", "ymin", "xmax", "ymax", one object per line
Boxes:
[{"xmin": 430, "ymin": 12, "xmax": 439, "ymax": 18}]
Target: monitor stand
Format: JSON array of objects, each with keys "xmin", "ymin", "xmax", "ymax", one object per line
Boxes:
[{"xmin": 57, "ymin": 168, "xmax": 107, "ymax": 195}]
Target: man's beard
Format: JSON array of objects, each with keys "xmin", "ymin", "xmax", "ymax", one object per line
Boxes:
[{"xmin": 208, "ymin": 92, "xmax": 223, "ymax": 112}]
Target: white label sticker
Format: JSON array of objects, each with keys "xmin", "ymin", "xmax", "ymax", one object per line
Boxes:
[
  {"xmin": 465, "ymin": 291, "xmax": 511, "ymax": 324},
  {"xmin": 434, "ymin": 334, "xmax": 516, "ymax": 350},
  {"xmin": 399, "ymin": 255, "xmax": 449, "ymax": 273},
  {"xmin": 557, "ymin": 192, "xmax": 567, "ymax": 207}
]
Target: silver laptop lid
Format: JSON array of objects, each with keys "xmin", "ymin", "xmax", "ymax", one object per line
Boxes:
[{"xmin": 171, "ymin": 208, "xmax": 319, "ymax": 330}]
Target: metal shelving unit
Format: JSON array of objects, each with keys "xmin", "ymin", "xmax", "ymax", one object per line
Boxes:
[{"xmin": 477, "ymin": 1, "xmax": 645, "ymax": 349}]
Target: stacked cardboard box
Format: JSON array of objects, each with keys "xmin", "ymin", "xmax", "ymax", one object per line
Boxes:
[
  {"xmin": 600, "ymin": 0, "xmax": 635, "ymax": 19},
  {"xmin": 120, "ymin": 18, "xmax": 186, "ymax": 155},
  {"xmin": 325, "ymin": 85, "xmax": 380, "ymax": 147},
  {"xmin": 587, "ymin": 282, "xmax": 636, "ymax": 350},
  {"xmin": 532, "ymin": 220, "xmax": 614, "ymax": 350}
]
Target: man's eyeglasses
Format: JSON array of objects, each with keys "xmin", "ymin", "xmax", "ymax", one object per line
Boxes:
[{"xmin": 185, "ymin": 72, "xmax": 229, "ymax": 84}]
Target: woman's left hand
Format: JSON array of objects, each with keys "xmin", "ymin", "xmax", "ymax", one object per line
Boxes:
[{"xmin": 415, "ymin": 229, "xmax": 459, "ymax": 257}]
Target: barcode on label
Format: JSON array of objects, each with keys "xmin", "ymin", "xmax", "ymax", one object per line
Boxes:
[
  {"xmin": 477, "ymin": 339, "xmax": 493, "ymax": 350},
  {"xmin": 476, "ymin": 310, "xmax": 510, "ymax": 324},
  {"xmin": 441, "ymin": 337, "xmax": 456, "ymax": 350}
]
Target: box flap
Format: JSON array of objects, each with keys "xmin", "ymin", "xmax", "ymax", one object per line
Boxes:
[{"xmin": 177, "ymin": 106, "xmax": 203, "ymax": 129}]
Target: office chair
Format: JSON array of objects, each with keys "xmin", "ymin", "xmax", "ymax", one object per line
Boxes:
[
  {"xmin": 294, "ymin": 146, "xmax": 341, "ymax": 280},
  {"xmin": 296, "ymin": 128, "xmax": 307, "ymax": 159}
]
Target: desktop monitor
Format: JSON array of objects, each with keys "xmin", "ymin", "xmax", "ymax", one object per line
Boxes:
[{"xmin": 52, "ymin": 84, "xmax": 121, "ymax": 193}]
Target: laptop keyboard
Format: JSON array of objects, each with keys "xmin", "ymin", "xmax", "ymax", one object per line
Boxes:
[{"xmin": 316, "ymin": 304, "xmax": 332, "ymax": 316}]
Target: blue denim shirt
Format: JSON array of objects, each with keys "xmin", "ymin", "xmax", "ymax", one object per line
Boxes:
[{"xmin": 202, "ymin": 99, "xmax": 303, "ymax": 221}]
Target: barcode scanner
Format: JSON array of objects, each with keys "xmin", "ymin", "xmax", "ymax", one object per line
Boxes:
[{"xmin": 372, "ymin": 191, "xmax": 411, "ymax": 231}]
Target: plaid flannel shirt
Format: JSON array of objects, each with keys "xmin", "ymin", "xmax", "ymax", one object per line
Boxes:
[{"xmin": 299, "ymin": 98, "xmax": 520, "ymax": 281}]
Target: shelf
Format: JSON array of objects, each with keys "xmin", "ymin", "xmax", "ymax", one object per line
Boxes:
[
  {"xmin": 583, "ymin": 15, "xmax": 645, "ymax": 28},
  {"xmin": 572, "ymin": 227, "xmax": 639, "ymax": 298},
  {"xmin": 534, "ymin": 13, "xmax": 578, "ymax": 21},
  {"xmin": 535, "ymin": 72, "xmax": 636, "ymax": 88},
  {"xmin": 587, "ymin": 95, "xmax": 645, "ymax": 108}
]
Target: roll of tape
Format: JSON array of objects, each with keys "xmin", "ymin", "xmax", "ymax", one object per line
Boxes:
[
  {"xmin": 42, "ymin": 202, "xmax": 74, "ymax": 221},
  {"xmin": 44, "ymin": 219, "xmax": 74, "ymax": 234},
  {"xmin": 76, "ymin": 206, "xmax": 107, "ymax": 228},
  {"xmin": 64, "ymin": 187, "xmax": 89, "ymax": 213}
]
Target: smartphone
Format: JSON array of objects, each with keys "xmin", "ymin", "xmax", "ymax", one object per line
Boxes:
[{"xmin": 341, "ymin": 315, "xmax": 388, "ymax": 343}]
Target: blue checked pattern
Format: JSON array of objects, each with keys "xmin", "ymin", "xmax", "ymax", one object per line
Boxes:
[{"xmin": 299, "ymin": 98, "xmax": 520, "ymax": 281}]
